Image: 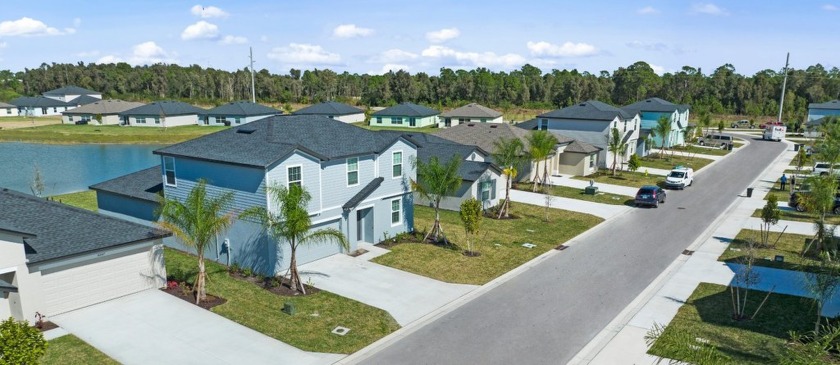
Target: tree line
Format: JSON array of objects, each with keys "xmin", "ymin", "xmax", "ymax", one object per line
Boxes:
[{"xmin": 1, "ymin": 61, "xmax": 838, "ymax": 121}]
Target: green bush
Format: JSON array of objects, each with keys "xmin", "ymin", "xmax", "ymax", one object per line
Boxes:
[{"xmin": 0, "ymin": 317, "xmax": 47, "ymax": 365}]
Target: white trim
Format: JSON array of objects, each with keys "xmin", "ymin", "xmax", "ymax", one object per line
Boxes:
[
  {"xmin": 346, "ymin": 157, "xmax": 359, "ymax": 187},
  {"xmin": 286, "ymin": 164, "xmax": 303, "ymax": 189},
  {"xmin": 392, "ymin": 150, "xmax": 403, "ymax": 179},
  {"xmin": 318, "ymin": 163, "xmax": 324, "ymax": 212},
  {"xmin": 163, "ymin": 156, "xmax": 177, "ymax": 187},
  {"xmin": 311, "ymin": 216, "xmax": 341, "ymax": 226},
  {"xmin": 0, "ymin": 266, "xmax": 17, "ymax": 275},
  {"xmin": 390, "ymin": 198, "xmax": 401, "ymax": 226}
]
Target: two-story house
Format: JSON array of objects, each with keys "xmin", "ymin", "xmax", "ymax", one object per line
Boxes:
[
  {"xmin": 201, "ymin": 101, "xmax": 282, "ymax": 126},
  {"xmin": 439, "ymin": 103, "xmax": 504, "ymax": 128},
  {"xmin": 371, "ymin": 102, "xmax": 440, "ymax": 128},
  {"xmin": 119, "ymin": 101, "xmax": 206, "ymax": 127},
  {"xmin": 292, "ymin": 101, "xmax": 366, "ymax": 124},
  {"xmin": 534, "ymin": 100, "xmax": 640, "ymax": 170},
  {"xmin": 622, "ymin": 97, "xmax": 690, "ymax": 151},
  {"xmin": 42, "ymin": 85, "xmax": 103, "ymax": 104}
]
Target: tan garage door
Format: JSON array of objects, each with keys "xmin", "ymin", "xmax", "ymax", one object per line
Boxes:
[{"xmin": 41, "ymin": 246, "xmax": 165, "ymax": 316}]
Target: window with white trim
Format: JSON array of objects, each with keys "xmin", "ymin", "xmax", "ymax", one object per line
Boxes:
[
  {"xmin": 288, "ymin": 166, "xmax": 302, "ymax": 188},
  {"xmin": 589, "ymin": 154, "xmax": 596, "ymax": 168},
  {"xmin": 163, "ymin": 156, "xmax": 176, "ymax": 186},
  {"xmin": 154, "ymin": 117, "xmax": 161, "ymax": 124},
  {"xmin": 392, "ymin": 151, "xmax": 402, "ymax": 177},
  {"xmin": 376, "ymin": 117, "xmax": 382, "ymax": 124},
  {"xmin": 391, "ymin": 117, "xmax": 403, "ymax": 125},
  {"xmin": 391, "ymin": 199, "xmax": 401, "ymax": 224},
  {"xmin": 481, "ymin": 181, "xmax": 492, "ymax": 201},
  {"xmin": 539, "ymin": 119, "xmax": 548, "ymax": 130},
  {"xmin": 347, "ymin": 157, "xmax": 359, "ymax": 186},
  {"xmin": 136, "ymin": 116, "xmax": 146, "ymax": 124},
  {"xmin": 235, "ymin": 117, "xmax": 242, "ymax": 124}
]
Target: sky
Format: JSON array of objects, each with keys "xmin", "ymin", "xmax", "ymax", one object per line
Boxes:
[{"xmin": 0, "ymin": 1, "xmax": 838, "ymax": 77}]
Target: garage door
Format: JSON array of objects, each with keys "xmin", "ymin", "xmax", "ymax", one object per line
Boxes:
[{"xmin": 41, "ymin": 245, "xmax": 165, "ymax": 316}]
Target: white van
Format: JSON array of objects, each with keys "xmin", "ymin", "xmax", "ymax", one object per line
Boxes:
[
  {"xmin": 762, "ymin": 125, "xmax": 786, "ymax": 141},
  {"xmin": 665, "ymin": 167, "xmax": 694, "ymax": 189}
]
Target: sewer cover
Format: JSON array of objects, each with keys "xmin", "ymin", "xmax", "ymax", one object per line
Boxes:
[
  {"xmin": 332, "ymin": 326, "xmax": 350, "ymax": 336},
  {"xmin": 522, "ymin": 243, "xmax": 536, "ymax": 249},
  {"xmin": 682, "ymin": 250, "xmax": 694, "ymax": 255},
  {"xmin": 555, "ymin": 244, "xmax": 568, "ymax": 251}
]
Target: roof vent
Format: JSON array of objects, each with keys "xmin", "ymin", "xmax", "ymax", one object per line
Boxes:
[
  {"xmin": 490, "ymin": 125, "xmax": 498, "ymax": 128},
  {"xmin": 237, "ymin": 128, "xmax": 256, "ymax": 134},
  {"xmin": 579, "ymin": 103, "xmax": 586, "ymax": 107},
  {"xmin": 467, "ymin": 123, "xmax": 475, "ymax": 127}
]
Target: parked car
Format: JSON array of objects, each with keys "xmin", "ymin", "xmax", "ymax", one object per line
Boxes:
[
  {"xmin": 635, "ymin": 185, "xmax": 666, "ymax": 208},
  {"xmin": 730, "ymin": 119, "xmax": 752, "ymax": 128},
  {"xmin": 664, "ymin": 167, "xmax": 694, "ymax": 189},
  {"xmin": 759, "ymin": 121, "xmax": 784, "ymax": 129},
  {"xmin": 789, "ymin": 191, "xmax": 840, "ymax": 214},
  {"xmin": 74, "ymin": 120, "xmax": 89, "ymax": 125},
  {"xmin": 697, "ymin": 134, "xmax": 733, "ymax": 149},
  {"xmin": 811, "ymin": 162, "xmax": 840, "ymax": 176}
]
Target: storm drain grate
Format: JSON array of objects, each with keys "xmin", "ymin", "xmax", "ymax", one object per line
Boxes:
[
  {"xmin": 682, "ymin": 249, "xmax": 695, "ymax": 255},
  {"xmin": 332, "ymin": 326, "xmax": 351, "ymax": 336},
  {"xmin": 555, "ymin": 244, "xmax": 569, "ymax": 251}
]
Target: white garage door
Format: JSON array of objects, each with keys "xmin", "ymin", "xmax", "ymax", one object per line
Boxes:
[{"xmin": 41, "ymin": 245, "xmax": 165, "ymax": 316}]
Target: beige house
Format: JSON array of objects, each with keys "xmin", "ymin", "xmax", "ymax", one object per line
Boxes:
[
  {"xmin": 439, "ymin": 103, "xmax": 503, "ymax": 128},
  {"xmin": 61, "ymin": 100, "xmax": 145, "ymax": 125}
]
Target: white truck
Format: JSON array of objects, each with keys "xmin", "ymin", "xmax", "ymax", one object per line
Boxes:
[
  {"xmin": 762, "ymin": 125, "xmax": 786, "ymax": 141},
  {"xmin": 665, "ymin": 167, "xmax": 694, "ymax": 189}
]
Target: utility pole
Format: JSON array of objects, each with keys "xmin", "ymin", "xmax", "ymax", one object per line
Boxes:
[
  {"xmin": 777, "ymin": 52, "xmax": 789, "ymax": 124},
  {"xmin": 249, "ymin": 47, "xmax": 256, "ymax": 103}
]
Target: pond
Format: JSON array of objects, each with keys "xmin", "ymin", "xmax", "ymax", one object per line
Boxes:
[{"xmin": 0, "ymin": 142, "xmax": 162, "ymax": 196}]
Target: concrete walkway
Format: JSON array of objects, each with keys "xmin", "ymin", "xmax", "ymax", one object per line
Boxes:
[
  {"xmin": 510, "ymin": 189, "xmax": 631, "ymax": 220},
  {"xmin": 52, "ymin": 290, "xmax": 343, "ymax": 365}
]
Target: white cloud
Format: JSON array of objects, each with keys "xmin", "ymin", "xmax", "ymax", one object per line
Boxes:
[
  {"xmin": 96, "ymin": 55, "xmax": 123, "ymax": 64},
  {"xmin": 526, "ymin": 41, "xmax": 599, "ymax": 57},
  {"xmin": 421, "ymin": 45, "xmax": 525, "ymax": 68},
  {"xmin": 426, "ymin": 28, "xmax": 460, "ymax": 43},
  {"xmin": 333, "ymin": 24, "xmax": 374, "ymax": 38},
  {"xmin": 0, "ymin": 42, "xmax": 6, "ymax": 49},
  {"xmin": 637, "ymin": 6, "xmax": 659, "ymax": 15},
  {"xmin": 0, "ymin": 17, "xmax": 68, "ymax": 36},
  {"xmin": 823, "ymin": 4, "xmax": 839, "ymax": 11},
  {"xmin": 220, "ymin": 35, "xmax": 248, "ymax": 45},
  {"xmin": 371, "ymin": 49, "xmax": 418, "ymax": 63},
  {"xmin": 98, "ymin": 41, "xmax": 177, "ymax": 65},
  {"xmin": 181, "ymin": 20, "xmax": 219, "ymax": 40},
  {"xmin": 267, "ymin": 43, "xmax": 341, "ymax": 65},
  {"xmin": 375, "ymin": 64, "xmax": 410, "ymax": 74},
  {"xmin": 191, "ymin": 5, "xmax": 228, "ymax": 18},
  {"xmin": 649, "ymin": 64, "xmax": 666, "ymax": 75},
  {"xmin": 691, "ymin": 3, "xmax": 729, "ymax": 15}
]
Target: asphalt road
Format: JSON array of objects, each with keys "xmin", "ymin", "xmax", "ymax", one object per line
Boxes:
[{"xmin": 360, "ymin": 136, "xmax": 788, "ymax": 365}]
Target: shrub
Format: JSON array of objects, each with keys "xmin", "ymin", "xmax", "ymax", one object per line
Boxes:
[{"xmin": 0, "ymin": 317, "xmax": 48, "ymax": 365}]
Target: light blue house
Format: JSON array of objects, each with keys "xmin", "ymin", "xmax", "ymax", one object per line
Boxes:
[
  {"xmin": 371, "ymin": 102, "xmax": 440, "ymax": 128},
  {"xmin": 94, "ymin": 115, "xmax": 418, "ymax": 275},
  {"xmin": 201, "ymin": 101, "xmax": 282, "ymax": 126},
  {"xmin": 808, "ymin": 100, "xmax": 840, "ymax": 121},
  {"xmin": 622, "ymin": 97, "xmax": 690, "ymax": 150}
]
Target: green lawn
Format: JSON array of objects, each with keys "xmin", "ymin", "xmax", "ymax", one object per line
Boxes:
[
  {"xmin": 718, "ymin": 229, "xmax": 829, "ymax": 274},
  {"xmin": 572, "ymin": 171, "xmax": 663, "ymax": 189},
  {"xmin": 639, "ymin": 153, "xmax": 714, "ymax": 171},
  {"xmin": 751, "ymin": 208, "xmax": 840, "ymax": 225},
  {"xmin": 764, "ymin": 184, "xmax": 792, "ymax": 202},
  {"xmin": 165, "ymin": 248, "xmax": 399, "ymax": 354},
  {"xmin": 50, "ymin": 190, "xmax": 98, "ymax": 211},
  {"xmin": 671, "ymin": 144, "xmax": 731, "ymax": 156},
  {"xmin": 371, "ymin": 203, "xmax": 602, "ymax": 285},
  {"xmin": 42, "ymin": 335, "xmax": 118, "ymax": 365},
  {"xmin": 513, "ymin": 183, "xmax": 633, "ymax": 206},
  {"xmin": 0, "ymin": 124, "xmax": 226, "ymax": 144},
  {"xmin": 353, "ymin": 122, "xmax": 438, "ymax": 133},
  {"xmin": 647, "ymin": 283, "xmax": 823, "ymax": 364}
]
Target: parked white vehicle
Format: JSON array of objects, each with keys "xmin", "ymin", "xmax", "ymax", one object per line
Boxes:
[
  {"xmin": 812, "ymin": 162, "xmax": 840, "ymax": 176},
  {"xmin": 762, "ymin": 125, "xmax": 786, "ymax": 141},
  {"xmin": 665, "ymin": 167, "xmax": 694, "ymax": 189}
]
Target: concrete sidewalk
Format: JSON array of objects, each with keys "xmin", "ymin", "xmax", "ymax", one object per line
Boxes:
[
  {"xmin": 548, "ymin": 175, "xmax": 640, "ymax": 196},
  {"xmin": 510, "ymin": 189, "xmax": 631, "ymax": 220}
]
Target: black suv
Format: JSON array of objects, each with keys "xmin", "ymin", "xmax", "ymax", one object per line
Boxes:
[{"xmin": 789, "ymin": 191, "xmax": 840, "ymax": 214}]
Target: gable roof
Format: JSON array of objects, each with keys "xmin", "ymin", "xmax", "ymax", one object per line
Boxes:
[
  {"xmin": 0, "ymin": 188, "xmax": 169, "ymax": 264},
  {"xmin": 622, "ymin": 97, "xmax": 689, "ymax": 114},
  {"xmin": 563, "ymin": 140, "xmax": 602, "ymax": 154},
  {"xmin": 119, "ymin": 101, "xmax": 205, "ymax": 116},
  {"xmin": 372, "ymin": 102, "xmax": 439, "ymax": 117},
  {"xmin": 43, "ymin": 85, "xmax": 100, "ymax": 96},
  {"xmin": 0, "ymin": 102, "xmax": 14, "ymax": 108},
  {"xmin": 154, "ymin": 115, "xmax": 417, "ymax": 168},
  {"xmin": 539, "ymin": 100, "xmax": 635, "ymax": 121},
  {"xmin": 9, "ymin": 96, "xmax": 73, "ymax": 108},
  {"xmin": 434, "ymin": 122, "xmax": 533, "ymax": 153},
  {"xmin": 204, "ymin": 101, "xmax": 282, "ymax": 117},
  {"xmin": 342, "ymin": 177, "xmax": 384, "ymax": 211},
  {"xmin": 0, "ymin": 219, "xmax": 36, "ymax": 237},
  {"xmin": 440, "ymin": 103, "xmax": 502, "ymax": 119},
  {"xmin": 89, "ymin": 166, "xmax": 163, "ymax": 203},
  {"xmin": 62, "ymin": 100, "xmax": 145, "ymax": 115},
  {"xmin": 809, "ymin": 100, "xmax": 840, "ymax": 110},
  {"xmin": 68, "ymin": 94, "xmax": 102, "ymax": 106},
  {"xmin": 293, "ymin": 101, "xmax": 364, "ymax": 116}
]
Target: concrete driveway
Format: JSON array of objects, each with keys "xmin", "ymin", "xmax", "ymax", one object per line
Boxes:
[
  {"xmin": 51, "ymin": 290, "xmax": 343, "ymax": 365},
  {"xmin": 299, "ymin": 254, "xmax": 478, "ymax": 326}
]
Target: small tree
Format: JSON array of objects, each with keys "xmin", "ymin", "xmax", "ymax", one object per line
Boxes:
[
  {"xmin": 0, "ymin": 317, "xmax": 48, "ymax": 365},
  {"xmin": 30, "ymin": 164, "xmax": 45, "ymax": 197},
  {"xmin": 411, "ymin": 156, "xmax": 462, "ymax": 243},
  {"xmin": 802, "ymin": 254, "xmax": 840, "ymax": 333},
  {"xmin": 283, "ymin": 103, "xmax": 294, "ymax": 114},
  {"xmin": 459, "ymin": 198, "xmax": 482, "ymax": 256},
  {"xmin": 627, "ymin": 153, "xmax": 640, "ymax": 173},
  {"xmin": 652, "ymin": 116, "xmax": 672, "ymax": 158},
  {"xmin": 606, "ymin": 127, "xmax": 627, "ymax": 176},
  {"xmin": 526, "ymin": 130, "xmax": 558, "ymax": 191},
  {"xmin": 794, "ymin": 147, "xmax": 807, "ymax": 175},
  {"xmin": 801, "ymin": 175, "xmax": 839, "ymax": 256},
  {"xmin": 760, "ymin": 194, "xmax": 781, "ymax": 247},
  {"xmin": 717, "ymin": 120, "xmax": 725, "ymax": 134},
  {"xmin": 492, "ymin": 137, "xmax": 526, "ymax": 218}
]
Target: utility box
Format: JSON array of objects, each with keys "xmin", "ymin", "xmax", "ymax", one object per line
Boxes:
[
  {"xmin": 584, "ymin": 186, "xmax": 599, "ymax": 195},
  {"xmin": 282, "ymin": 301, "xmax": 296, "ymax": 315}
]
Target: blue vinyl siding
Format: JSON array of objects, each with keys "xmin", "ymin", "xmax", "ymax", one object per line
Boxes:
[
  {"xmin": 161, "ymin": 156, "xmax": 267, "ymax": 213},
  {"xmin": 265, "ymin": 151, "xmax": 321, "ymax": 213},
  {"xmin": 96, "ymin": 192, "xmax": 159, "ymax": 222},
  {"xmin": 319, "ymin": 155, "xmax": 376, "ymax": 210},
  {"xmin": 809, "ymin": 109, "xmax": 840, "ymax": 121}
]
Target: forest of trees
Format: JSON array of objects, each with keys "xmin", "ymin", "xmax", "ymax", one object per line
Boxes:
[{"xmin": 1, "ymin": 61, "xmax": 838, "ymax": 122}]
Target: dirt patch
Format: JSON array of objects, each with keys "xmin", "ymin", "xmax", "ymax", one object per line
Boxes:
[
  {"xmin": 348, "ymin": 248, "xmax": 368, "ymax": 257},
  {"xmin": 229, "ymin": 272, "xmax": 321, "ymax": 296},
  {"xmin": 161, "ymin": 283, "xmax": 226, "ymax": 310},
  {"xmin": 0, "ymin": 119, "xmax": 61, "ymax": 129},
  {"xmin": 34, "ymin": 321, "xmax": 59, "ymax": 332}
]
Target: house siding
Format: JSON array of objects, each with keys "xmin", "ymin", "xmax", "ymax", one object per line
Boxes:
[
  {"xmin": 543, "ymin": 115, "xmax": 640, "ymax": 169},
  {"xmin": 16, "ymin": 105, "xmax": 74, "ymax": 117},
  {"xmin": 128, "ymin": 114, "xmax": 198, "ymax": 127},
  {"xmin": 372, "ymin": 115, "xmax": 439, "ymax": 128},
  {"xmin": 203, "ymin": 114, "xmax": 276, "ymax": 126},
  {"xmin": 808, "ymin": 109, "xmax": 840, "ymax": 121},
  {"xmin": 0, "ymin": 234, "xmax": 43, "ymax": 324},
  {"xmin": 439, "ymin": 115, "xmax": 503, "ymax": 128},
  {"xmin": 0, "ymin": 107, "xmax": 19, "ymax": 117},
  {"xmin": 265, "ymin": 152, "xmax": 322, "ymax": 214},
  {"xmin": 162, "ymin": 156, "xmax": 267, "ymax": 214},
  {"xmin": 639, "ymin": 110, "xmax": 686, "ymax": 148},
  {"xmin": 62, "ymin": 114, "xmax": 122, "ymax": 125},
  {"xmin": 558, "ymin": 152, "xmax": 597, "ymax": 176},
  {"xmin": 333, "ymin": 113, "xmax": 366, "ymax": 124},
  {"xmin": 96, "ymin": 192, "xmax": 160, "ymax": 222},
  {"xmin": 415, "ymin": 171, "xmax": 501, "ymax": 211}
]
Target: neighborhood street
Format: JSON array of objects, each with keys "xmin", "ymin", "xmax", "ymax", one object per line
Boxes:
[{"xmin": 359, "ymin": 136, "xmax": 788, "ymax": 365}]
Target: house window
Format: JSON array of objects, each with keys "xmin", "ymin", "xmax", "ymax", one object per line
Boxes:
[
  {"xmin": 347, "ymin": 157, "xmax": 359, "ymax": 186},
  {"xmin": 287, "ymin": 166, "xmax": 302, "ymax": 188},
  {"xmin": 163, "ymin": 156, "xmax": 176, "ymax": 186},
  {"xmin": 328, "ymin": 115, "xmax": 334, "ymax": 119},
  {"xmin": 409, "ymin": 117, "xmax": 416, "ymax": 127},
  {"xmin": 444, "ymin": 118, "xmax": 452, "ymax": 127},
  {"xmin": 219, "ymin": 116, "xmax": 227, "ymax": 125},
  {"xmin": 459, "ymin": 118, "xmax": 469, "ymax": 124},
  {"xmin": 481, "ymin": 119, "xmax": 487, "ymax": 123},
  {"xmin": 392, "ymin": 151, "xmax": 402, "ymax": 178},
  {"xmin": 41, "ymin": 108, "xmax": 47, "ymax": 114},
  {"xmin": 68, "ymin": 116, "xmax": 74, "ymax": 122},
  {"xmin": 376, "ymin": 117, "xmax": 382, "ymax": 124},
  {"xmin": 391, "ymin": 117, "xmax": 403, "ymax": 125},
  {"xmin": 391, "ymin": 199, "xmax": 401, "ymax": 225},
  {"xmin": 623, "ymin": 120, "xmax": 627, "ymax": 132},
  {"xmin": 235, "ymin": 117, "xmax": 242, "ymax": 124},
  {"xmin": 136, "ymin": 116, "xmax": 146, "ymax": 124},
  {"xmin": 481, "ymin": 181, "xmax": 492, "ymax": 201},
  {"xmin": 539, "ymin": 119, "xmax": 548, "ymax": 130},
  {"xmin": 589, "ymin": 155, "xmax": 596, "ymax": 168},
  {"xmin": 154, "ymin": 117, "xmax": 161, "ymax": 124}
]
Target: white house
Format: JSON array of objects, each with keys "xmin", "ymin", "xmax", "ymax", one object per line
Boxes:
[
  {"xmin": 0, "ymin": 188, "xmax": 169, "ymax": 323},
  {"xmin": 120, "ymin": 101, "xmax": 206, "ymax": 127},
  {"xmin": 439, "ymin": 103, "xmax": 504, "ymax": 128},
  {"xmin": 0, "ymin": 102, "xmax": 18, "ymax": 117},
  {"xmin": 371, "ymin": 102, "xmax": 440, "ymax": 128},
  {"xmin": 202, "ymin": 101, "xmax": 282, "ymax": 126},
  {"xmin": 9, "ymin": 96, "xmax": 76, "ymax": 117},
  {"xmin": 43, "ymin": 85, "xmax": 103, "ymax": 103},
  {"xmin": 292, "ymin": 101, "xmax": 366, "ymax": 124},
  {"xmin": 61, "ymin": 100, "xmax": 145, "ymax": 125}
]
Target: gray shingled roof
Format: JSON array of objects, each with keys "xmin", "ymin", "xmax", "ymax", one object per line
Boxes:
[
  {"xmin": 563, "ymin": 140, "xmax": 602, "ymax": 154},
  {"xmin": 544, "ymin": 129, "xmax": 608, "ymax": 149},
  {"xmin": 539, "ymin": 100, "xmax": 635, "ymax": 121},
  {"xmin": 119, "ymin": 101, "xmax": 205, "ymax": 117},
  {"xmin": 342, "ymin": 177, "xmax": 384, "ymax": 211},
  {"xmin": 62, "ymin": 100, "xmax": 145, "ymax": 115},
  {"xmin": 372, "ymin": 102, "xmax": 439, "ymax": 117},
  {"xmin": 809, "ymin": 100, "xmax": 840, "ymax": 110},
  {"xmin": 0, "ymin": 277, "xmax": 16, "ymax": 293},
  {"xmin": 293, "ymin": 101, "xmax": 364, "ymax": 116},
  {"xmin": 154, "ymin": 115, "xmax": 416, "ymax": 167},
  {"xmin": 43, "ymin": 85, "xmax": 100, "ymax": 96},
  {"xmin": 622, "ymin": 97, "xmax": 689, "ymax": 114},
  {"xmin": 0, "ymin": 219, "xmax": 36, "ymax": 237},
  {"xmin": 440, "ymin": 103, "xmax": 502, "ymax": 118},
  {"xmin": 0, "ymin": 102, "xmax": 15, "ymax": 108},
  {"xmin": 68, "ymin": 95, "xmax": 102, "ymax": 106},
  {"xmin": 9, "ymin": 96, "xmax": 72, "ymax": 108},
  {"xmin": 434, "ymin": 122, "xmax": 533, "ymax": 153},
  {"xmin": 0, "ymin": 188, "xmax": 170, "ymax": 264},
  {"xmin": 204, "ymin": 101, "xmax": 282, "ymax": 117},
  {"xmin": 89, "ymin": 166, "xmax": 163, "ymax": 203}
]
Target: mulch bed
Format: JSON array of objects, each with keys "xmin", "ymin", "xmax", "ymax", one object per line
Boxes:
[
  {"xmin": 229, "ymin": 272, "xmax": 321, "ymax": 296},
  {"xmin": 161, "ymin": 284, "xmax": 226, "ymax": 310},
  {"xmin": 375, "ymin": 230, "xmax": 425, "ymax": 248},
  {"xmin": 34, "ymin": 321, "xmax": 58, "ymax": 332}
]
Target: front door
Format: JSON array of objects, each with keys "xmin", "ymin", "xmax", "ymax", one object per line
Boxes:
[{"xmin": 356, "ymin": 208, "xmax": 374, "ymax": 243}]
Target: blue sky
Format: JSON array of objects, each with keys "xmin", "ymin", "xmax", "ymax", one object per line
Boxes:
[{"xmin": 0, "ymin": 1, "xmax": 837, "ymax": 76}]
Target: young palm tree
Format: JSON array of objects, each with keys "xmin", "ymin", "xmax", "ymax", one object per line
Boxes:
[
  {"xmin": 606, "ymin": 127, "xmax": 627, "ymax": 176},
  {"xmin": 652, "ymin": 116, "xmax": 671, "ymax": 159},
  {"xmin": 526, "ymin": 130, "xmax": 558, "ymax": 191},
  {"xmin": 492, "ymin": 137, "xmax": 526, "ymax": 218},
  {"xmin": 411, "ymin": 155, "xmax": 462, "ymax": 243},
  {"xmin": 159, "ymin": 180, "xmax": 234, "ymax": 304},
  {"xmin": 241, "ymin": 184, "xmax": 347, "ymax": 294}
]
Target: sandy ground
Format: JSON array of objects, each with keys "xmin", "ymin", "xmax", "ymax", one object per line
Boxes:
[{"xmin": 0, "ymin": 118, "xmax": 62, "ymax": 129}]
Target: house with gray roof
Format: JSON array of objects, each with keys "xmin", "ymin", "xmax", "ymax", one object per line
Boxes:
[
  {"xmin": 119, "ymin": 101, "xmax": 206, "ymax": 127},
  {"xmin": 61, "ymin": 99, "xmax": 145, "ymax": 125},
  {"xmin": 532, "ymin": 100, "xmax": 641, "ymax": 171},
  {"xmin": 9, "ymin": 96, "xmax": 76, "ymax": 117},
  {"xmin": 43, "ymin": 85, "xmax": 103, "ymax": 103},
  {"xmin": 0, "ymin": 187, "xmax": 169, "ymax": 323},
  {"xmin": 0, "ymin": 101, "xmax": 18, "ymax": 117},
  {"xmin": 293, "ymin": 101, "xmax": 365, "ymax": 124},
  {"xmin": 371, "ymin": 102, "xmax": 440, "ymax": 128},
  {"xmin": 94, "ymin": 115, "xmax": 418, "ymax": 275},
  {"xmin": 622, "ymin": 97, "xmax": 690, "ymax": 150},
  {"xmin": 808, "ymin": 100, "xmax": 840, "ymax": 121},
  {"xmin": 439, "ymin": 103, "xmax": 503, "ymax": 128},
  {"xmin": 202, "ymin": 101, "xmax": 282, "ymax": 126}
]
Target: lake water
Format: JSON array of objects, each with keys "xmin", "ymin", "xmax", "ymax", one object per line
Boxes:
[{"xmin": 0, "ymin": 142, "xmax": 163, "ymax": 196}]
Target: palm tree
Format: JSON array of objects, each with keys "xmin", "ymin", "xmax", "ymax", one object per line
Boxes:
[
  {"xmin": 606, "ymin": 127, "xmax": 627, "ymax": 176},
  {"xmin": 411, "ymin": 155, "xmax": 462, "ymax": 243},
  {"xmin": 526, "ymin": 130, "xmax": 558, "ymax": 191},
  {"xmin": 652, "ymin": 116, "xmax": 671, "ymax": 159},
  {"xmin": 241, "ymin": 184, "xmax": 347, "ymax": 294},
  {"xmin": 159, "ymin": 180, "xmax": 234, "ymax": 304},
  {"xmin": 492, "ymin": 137, "xmax": 526, "ymax": 218}
]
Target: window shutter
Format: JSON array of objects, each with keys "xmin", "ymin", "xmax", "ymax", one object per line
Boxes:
[{"xmin": 491, "ymin": 179, "xmax": 496, "ymax": 199}]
